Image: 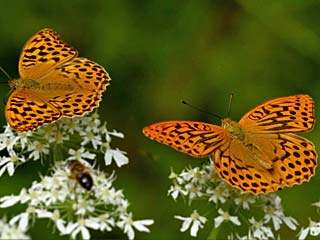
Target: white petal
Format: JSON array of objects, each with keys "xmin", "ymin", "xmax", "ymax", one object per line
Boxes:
[
  {"xmin": 298, "ymin": 227, "xmax": 309, "ymax": 240},
  {"xmin": 283, "ymin": 217, "xmax": 297, "ymax": 230},
  {"xmin": 133, "ymin": 220, "xmax": 154, "ymax": 232},
  {"xmin": 81, "ymin": 226, "xmax": 90, "ymax": 239},
  {"xmin": 56, "ymin": 219, "xmax": 67, "ymax": 234},
  {"xmin": 85, "ymin": 218, "xmax": 100, "ymax": 230},
  {"xmin": 104, "ymin": 151, "xmax": 112, "ymax": 165},
  {"xmin": 7, "ymin": 162, "xmax": 15, "ymax": 176},
  {"xmin": 174, "ymin": 215, "xmax": 188, "ymax": 221},
  {"xmin": 18, "ymin": 212, "xmax": 29, "ymax": 230},
  {"xmin": 126, "ymin": 224, "xmax": 135, "ymax": 240},
  {"xmin": 214, "ymin": 216, "xmax": 224, "ymax": 228},
  {"xmin": 64, "ymin": 222, "xmax": 78, "ymax": 234},
  {"xmin": 181, "ymin": 218, "xmax": 192, "ymax": 232},
  {"xmin": 36, "ymin": 209, "xmax": 52, "ymax": 218},
  {"xmin": 0, "ymin": 195, "xmax": 20, "ymax": 208},
  {"xmin": 230, "ymin": 216, "xmax": 241, "ymax": 226},
  {"xmin": 108, "ymin": 130, "xmax": 124, "ymax": 139},
  {"xmin": 190, "ymin": 221, "xmax": 200, "ymax": 237},
  {"xmin": 272, "ymin": 216, "xmax": 281, "ymax": 231},
  {"xmin": 113, "ymin": 149, "xmax": 129, "ymax": 167}
]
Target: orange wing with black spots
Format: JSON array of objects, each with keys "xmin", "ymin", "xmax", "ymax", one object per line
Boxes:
[{"xmin": 143, "ymin": 121, "xmax": 228, "ymax": 157}]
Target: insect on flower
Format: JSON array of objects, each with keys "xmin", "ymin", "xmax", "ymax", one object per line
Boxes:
[{"xmin": 68, "ymin": 160, "xmax": 94, "ymax": 190}]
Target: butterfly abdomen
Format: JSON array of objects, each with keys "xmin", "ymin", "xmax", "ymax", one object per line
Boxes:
[{"xmin": 8, "ymin": 79, "xmax": 41, "ymax": 90}]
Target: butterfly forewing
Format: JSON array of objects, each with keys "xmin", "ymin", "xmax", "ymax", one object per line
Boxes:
[
  {"xmin": 18, "ymin": 29, "xmax": 78, "ymax": 80},
  {"xmin": 143, "ymin": 121, "xmax": 228, "ymax": 157},
  {"xmin": 239, "ymin": 95, "xmax": 314, "ymax": 133}
]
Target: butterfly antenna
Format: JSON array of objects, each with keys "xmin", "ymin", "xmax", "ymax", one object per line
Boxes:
[
  {"xmin": 227, "ymin": 93, "xmax": 234, "ymax": 117},
  {"xmin": 181, "ymin": 100, "xmax": 223, "ymax": 120},
  {"xmin": 0, "ymin": 66, "xmax": 12, "ymax": 80}
]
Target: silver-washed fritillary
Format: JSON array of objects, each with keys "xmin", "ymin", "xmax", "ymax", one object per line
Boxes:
[
  {"xmin": 143, "ymin": 95, "xmax": 318, "ymax": 194},
  {"xmin": 5, "ymin": 28, "xmax": 111, "ymax": 131}
]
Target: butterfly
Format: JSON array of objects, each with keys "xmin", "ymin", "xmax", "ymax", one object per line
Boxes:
[
  {"xmin": 5, "ymin": 28, "xmax": 111, "ymax": 131},
  {"xmin": 143, "ymin": 95, "xmax": 318, "ymax": 194}
]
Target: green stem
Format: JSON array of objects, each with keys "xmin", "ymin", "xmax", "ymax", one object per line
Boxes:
[{"xmin": 207, "ymin": 225, "xmax": 220, "ymax": 240}]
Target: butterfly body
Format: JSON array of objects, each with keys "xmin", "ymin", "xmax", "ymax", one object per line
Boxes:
[
  {"xmin": 143, "ymin": 95, "xmax": 317, "ymax": 194},
  {"xmin": 222, "ymin": 118, "xmax": 245, "ymax": 141},
  {"xmin": 6, "ymin": 29, "xmax": 111, "ymax": 131}
]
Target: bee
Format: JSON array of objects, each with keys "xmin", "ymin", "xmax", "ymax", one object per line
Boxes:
[{"xmin": 68, "ymin": 160, "xmax": 93, "ymax": 190}]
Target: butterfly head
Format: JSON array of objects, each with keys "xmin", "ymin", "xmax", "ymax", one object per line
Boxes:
[{"xmin": 222, "ymin": 118, "xmax": 245, "ymax": 141}]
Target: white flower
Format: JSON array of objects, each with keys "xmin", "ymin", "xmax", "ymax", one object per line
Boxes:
[
  {"xmin": 185, "ymin": 182, "xmax": 203, "ymax": 200},
  {"xmin": 104, "ymin": 148, "xmax": 129, "ymax": 167},
  {"xmin": 36, "ymin": 209, "xmax": 66, "ymax": 234},
  {"xmin": 169, "ymin": 169, "xmax": 185, "ymax": 184},
  {"xmin": 117, "ymin": 213, "xmax": 154, "ymax": 240},
  {"xmin": 207, "ymin": 183, "xmax": 229, "ymax": 204},
  {"xmin": 73, "ymin": 199, "xmax": 95, "ymax": 216},
  {"xmin": 214, "ymin": 208, "xmax": 241, "ymax": 228},
  {"xmin": 0, "ymin": 126, "xmax": 18, "ymax": 151},
  {"xmin": 298, "ymin": 219, "xmax": 320, "ymax": 240},
  {"xmin": 175, "ymin": 210, "xmax": 207, "ymax": 237},
  {"xmin": 80, "ymin": 131, "xmax": 102, "ymax": 149},
  {"xmin": 249, "ymin": 217, "xmax": 274, "ymax": 239},
  {"xmin": 168, "ymin": 184, "xmax": 187, "ymax": 200},
  {"xmin": 88, "ymin": 214, "xmax": 115, "ymax": 231},
  {"xmin": 27, "ymin": 141, "xmax": 49, "ymax": 160},
  {"xmin": 234, "ymin": 193, "xmax": 256, "ymax": 210},
  {"xmin": 64, "ymin": 219, "xmax": 91, "ymax": 239},
  {"xmin": 67, "ymin": 148, "xmax": 96, "ymax": 161},
  {"xmin": 181, "ymin": 167, "xmax": 206, "ymax": 184},
  {"xmin": 263, "ymin": 196, "xmax": 298, "ymax": 231}
]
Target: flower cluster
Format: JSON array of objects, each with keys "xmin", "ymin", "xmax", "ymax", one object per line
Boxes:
[
  {"xmin": 169, "ymin": 162, "xmax": 298, "ymax": 239},
  {"xmin": 0, "ymin": 163, "xmax": 153, "ymax": 239},
  {"xmin": 0, "ymin": 113, "xmax": 154, "ymax": 239}
]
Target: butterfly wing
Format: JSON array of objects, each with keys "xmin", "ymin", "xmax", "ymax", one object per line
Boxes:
[
  {"xmin": 40, "ymin": 57, "xmax": 111, "ymax": 117},
  {"xmin": 215, "ymin": 133, "xmax": 317, "ymax": 194},
  {"xmin": 19, "ymin": 28, "xmax": 78, "ymax": 80},
  {"xmin": 143, "ymin": 121, "xmax": 228, "ymax": 157},
  {"xmin": 239, "ymin": 95, "xmax": 314, "ymax": 133},
  {"xmin": 5, "ymin": 89, "xmax": 61, "ymax": 131}
]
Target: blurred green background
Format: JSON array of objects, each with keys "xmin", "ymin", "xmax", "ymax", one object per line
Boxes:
[{"xmin": 1, "ymin": 0, "xmax": 320, "ymax": 239}]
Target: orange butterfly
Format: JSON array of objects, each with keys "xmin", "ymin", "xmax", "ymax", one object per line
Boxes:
[
  {"xmin": 5, "ymin": 29, "xmax": 110, "ymax": 131},
  {"xmin": 143, "ymin": 95, "xmax": 317, "ymax": 194}
]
